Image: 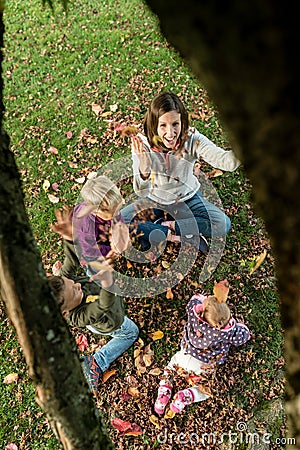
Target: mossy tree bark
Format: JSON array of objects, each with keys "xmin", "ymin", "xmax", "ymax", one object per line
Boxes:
[
  {"xmin": 145, "ymin": 0, "xmax": 300, "ymax": 446},
  {"xmin": 0, "ymin": 10, "xmax": 114, "ymax": 450}
]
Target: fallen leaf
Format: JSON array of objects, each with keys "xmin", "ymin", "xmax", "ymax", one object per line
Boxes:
[
  {"xmin": 47, "ymin": 194, "xmax": 59, "ymax": 204},
  {"xmin": 207, "ymin": 168, "xmax": 223, "ymax": 178},
  {"xmin": 249, "ymin": 250, "xmax": 267, "ymax": 275},
  {"xmin": 87, "ymin": 171, "xmax": 98, "ymax": 180},
  {"xmin": 213, "ymin": 279, "xmax": 230, "ymax": 303},
  {"xmin": 164, "ymin": 409, "xmax": 175, "ymax": 419},
  {"xmin": 3, "ymin": 373, "xmax": 19, "ymax": 384},
  {"xmin": 166, "ymin": 288, "xmax": 174, "ymax": 299},
  {"xmin": 103, "ymin": 369, "xmax": 117, "ymax": 383},
  {"xmin": 127, "ymin": 387, "xmax": 140, "ymax": 398},
  {"xmin": 161, "ymin": 261, "xmax": 171, "ymax": 269},
  {"xmin": 49, "ymin": 146, "xmax": 58, "ymax": 154},
  {"xmin": 92, "ymin": 103, "xmax": 101, "ymax": 115},
  {"xmin": 109, "ymin": 103, "xmax": 118, "ymax": 112},
  {"xmin": 111, "ymin": 418, "xmax": 143, "ymax": 436},
  {"xmin": 150, "ymin": 330, "xmax": 164, "ymax": 341},
  {"xmin": 76, "ymin": 334, "xmax": 88, "ymax": 351},
  {"xmin": 5, "ymin": 444, "xmax": 18, "ymax": 450},
  {"xmin": 42, "ymin": 180, "xmax": 50, "ymax": 192},
  {"xmin": 149, "ymin": 415, "xmax": 160, "ymax": 428},
  {"xmin": 148, "ymin": 367, "xmax": 162, "ymax": 376},
  {"xmin": 75, "ymin": 177, "xmax": 86, "ymax": 184},
  {"xmin": 51, "ymin": 182, "xmax": 59, "ymax": 192},
  {"xmin": 186, "ymin": 374, "xmax": 203, "ymax": 385},
  {"xmin": 65, "ymin": 131, "xmax": 73, "ymax": 139}
]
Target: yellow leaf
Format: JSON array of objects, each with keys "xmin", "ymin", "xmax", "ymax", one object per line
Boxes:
[
  {"xmin": 148, "ymin": 367, "xmax": 162, "ymax": 376},
  {"xmin": 86, "ymin": 295, "xmax": 98, "ymax": 303},
  {"xmin": 249, "ymin": 250, "xmax": 267, "ymax": 275},
  {"xmin": 149, "ymin": 415, "xmax": 161, "ymax": 428},
  {"xmin": 150, "ymin": 330, "xmax": 164, "ymax": 341},
  {"xmin": 126, "ymin": 260, "xmax": 133, "ymax": 269},
  {"xmin": 164, "ymin": 409, "xmax": 175, "ymax": 419},
  {"xmin": 161, "ymin": 261, "xmax": 171, "ymax": 269}
]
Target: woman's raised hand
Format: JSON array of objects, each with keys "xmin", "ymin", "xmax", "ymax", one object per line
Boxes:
[{"xmin": 131, "ymin": 135, "xmax": 151, "ymax": 179}]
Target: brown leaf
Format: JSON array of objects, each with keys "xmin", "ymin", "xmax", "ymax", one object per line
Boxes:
[
  {"xmin": 149, "ymin": 415, "xmax": 160, "ymax": 428},
  {"xmin": 3, "ymin": 373, "xmax": 19, "ymax": 384},
  {"xmin": 213, "ymin": 279, "xmax": 230, "ymax": 303},
  {"xmin": 207, "ymin": 168, "xmax": 223, "ymax": 178}
]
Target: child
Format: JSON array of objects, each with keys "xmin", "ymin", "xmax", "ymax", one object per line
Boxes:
[
  {"xmin": 48, "ymin": 258, "xmax": 139, "ymax": 395},
  {"xmin": 51, "ymin": 175, "xmax": 129, "ymax": 278},
  {"xmin": 154, "ymin": 293, "xmax": 250, "ymax": 414},
  {"xmin": 121, "ymin": 92, "xmax": 241, "ymax": 252}
]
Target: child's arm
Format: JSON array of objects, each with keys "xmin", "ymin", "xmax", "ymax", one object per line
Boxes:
[
  {"xmin": 190, "ymin": 129, "xmax": 241, "ymax": 172},
  {"xmin": 226, "ymin": 321, "xmax": 251, "ymax": 346}
]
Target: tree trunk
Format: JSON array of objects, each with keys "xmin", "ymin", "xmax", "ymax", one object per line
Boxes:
[
  {"xmin": 145, "ymin": 0, "xmax": 300, "ymax": 446},
  {"xmin": 0, "ymin": 128, "xmax": 115, "ymax": 449}
]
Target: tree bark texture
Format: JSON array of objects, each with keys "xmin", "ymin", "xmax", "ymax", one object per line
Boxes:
[
  {"xmin": 145, "ymin": 0, "xmax": 300, "ymax": 446},
  {"xmin": 0, "ymin": 128, "xmax": 114, "ymax": 449}
]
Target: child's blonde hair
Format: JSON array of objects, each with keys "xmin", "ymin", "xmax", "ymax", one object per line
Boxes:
[
  {"xmin": 201, "ymin": 295, "xmax": 231, "ymax": 329},
  {"xmin": 80, "ymin": 175, "xmax": 122, "ymax": 210}
]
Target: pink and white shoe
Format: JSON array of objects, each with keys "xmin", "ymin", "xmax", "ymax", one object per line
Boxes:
[
  {"xmin": 52, "ymin": 261, "xmax": 62, "ymax": 276},
  {"xmin": 154, "ymin": 384, "xmax": 173, "ymax": 415},
  {"xmin": 170, "ymin": 388, "xmax": 195, "ymax": 413}
]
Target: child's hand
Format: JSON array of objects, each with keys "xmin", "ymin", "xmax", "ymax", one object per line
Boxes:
[
  {"xmin": 50, "ymin": 206, "xmax": 73, "ymax": 241},
  {"xmin": 88, "ymin": 258, "xmax": 114, "ymax": 288},
  {"xmin": 131, "ymin": 136, "xmax": 151, "ymax": 178}
]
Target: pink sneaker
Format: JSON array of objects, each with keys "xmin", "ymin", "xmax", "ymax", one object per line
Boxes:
[
  {"xmin": 154, "ymin": 384, "xmax": 172, "ymax": 415},
  {"xmin": 170, "ymin": 388, "xmax": 195, "ymax": 413}
]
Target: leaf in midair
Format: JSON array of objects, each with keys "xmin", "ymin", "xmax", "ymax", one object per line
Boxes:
[
  {"xmin": 249, "ymin": 250, "xmax": 267, "ymax": 275},
  {"xmin": 213, "ymin": 279, "xmax": 230, "ymax": 303},
  {"xmin": 153, "ymin": 135, "xmax": 163, "ymax": 147},
  {"xmin": 76, "ymin": 334, "xmax": 88, "ymax": 351},
  {"xmin": 3, "ymin": 373, "xmax": 19, "ymax": 384}
]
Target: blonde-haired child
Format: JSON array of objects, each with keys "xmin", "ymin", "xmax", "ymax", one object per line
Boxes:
[
  {"xmin": 51, "ymin": 175, "xmax": 129, "ymax": 278},
  {"xmin": 154, "ymin": 293, "xmax": 250, "ymax": 414}
]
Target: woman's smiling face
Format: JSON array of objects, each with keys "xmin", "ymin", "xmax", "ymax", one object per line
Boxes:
[{"xmin": 157, "ymin": 110, "xmax": 181, "ymax": 149}]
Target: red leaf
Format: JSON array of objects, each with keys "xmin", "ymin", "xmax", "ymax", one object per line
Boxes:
[
  {"xmin": 49, "ymin": 146, "xmax": 58, "ymax": 154},
  {"xmin": 52, "ymin": 182, "xmax": 59, "ymax": 192},
  {"xmin": 76, "ymin": 334, "xmax": 89, "ymax": 351},
  {"xmin": 111, "ymin": 418, "xmax": 143, "ymax": 436},
  {"xmin": 65, "ymin": 131, "xmax": 73, "ymax": 139}
]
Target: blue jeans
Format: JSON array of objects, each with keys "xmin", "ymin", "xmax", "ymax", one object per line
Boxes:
[
  {"xmin": 121, "ymin": 190, "xmax": 231, "ymax": 247},
  {"xmin": 86, "ymin": 316, "xmax": 139, "ymax": 372}
]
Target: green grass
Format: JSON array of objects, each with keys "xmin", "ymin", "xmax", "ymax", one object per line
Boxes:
[{"xmin": 1, "ymin": 0, "xmax": 285, "ymax": 449}]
